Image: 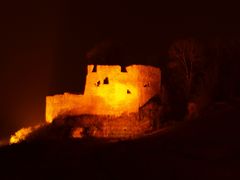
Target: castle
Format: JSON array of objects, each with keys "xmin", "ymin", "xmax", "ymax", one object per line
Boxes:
[{"xmin": 45, "ymin": 64, "xmax": 161, "ymax": 138}]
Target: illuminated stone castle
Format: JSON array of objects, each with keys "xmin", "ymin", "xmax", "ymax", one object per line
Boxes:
[{"xmin": 46, "ymin": 65, "xmax": 161, "ymax": 124}]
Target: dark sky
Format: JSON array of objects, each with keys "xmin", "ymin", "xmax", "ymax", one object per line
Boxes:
[{"xmin": 0, "ymin": 0, "xmax": 240, "ymax": 138}]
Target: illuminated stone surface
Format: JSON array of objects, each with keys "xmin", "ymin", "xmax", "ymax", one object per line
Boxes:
[
  {"xmin": 46, "ymin": 64, "xmax": 161, "ymax": 123},
  {"xmin": 45, "ymin": 64, "xmax": 161, "ymax": 138}
]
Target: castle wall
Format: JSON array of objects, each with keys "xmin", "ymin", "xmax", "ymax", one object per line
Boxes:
[{"xmin": 46, "ymin": 65, "xmax": 161, "ymax": 123}]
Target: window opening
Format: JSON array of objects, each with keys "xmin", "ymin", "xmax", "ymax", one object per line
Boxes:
[
  {"xmin": 121, "ymin": 66, "xmax": 127, "ymax": 72},
  {"xmin": 144, "ymin": 83, "xmax": 150, "ymax": 87},
  {"xmin": 92, "ymin": 65, "xmax": 97, "ymax": 72},
  {"xmin": 95, "ymin": 80, "xmax": 100, "ymax": 86},
  {"xmin": 103, "ymin": 77, "xmax": 109, "ymax": 84}
]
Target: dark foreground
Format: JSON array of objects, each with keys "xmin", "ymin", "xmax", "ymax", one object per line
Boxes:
[{"xmin": 1, "ymin": 101, "xmax": 240, "ymax": 180}]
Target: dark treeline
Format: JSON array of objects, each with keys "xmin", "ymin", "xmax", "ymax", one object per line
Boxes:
[{"xmin": 86, "ymin": 36, "xmax": 240, "ymax": 121}]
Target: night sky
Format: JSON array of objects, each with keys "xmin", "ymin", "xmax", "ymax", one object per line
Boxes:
[{"xmin": 0, "ymin": 1, "xmax": 240, "ymax": 138}]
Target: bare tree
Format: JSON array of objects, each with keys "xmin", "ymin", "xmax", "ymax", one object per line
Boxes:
[{"xmin": 168, "ymin": 38, "xmax": 203, "ymax": 99}]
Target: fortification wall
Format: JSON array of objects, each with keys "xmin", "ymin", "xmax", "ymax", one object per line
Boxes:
[{"xmin": 46, "ymin": 65, "xmax": 161, "ymax": 123}]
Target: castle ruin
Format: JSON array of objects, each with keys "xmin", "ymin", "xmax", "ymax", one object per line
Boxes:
[{"xmin": 46, "ymin": 64, "xmax": 161, "ymax": 138}]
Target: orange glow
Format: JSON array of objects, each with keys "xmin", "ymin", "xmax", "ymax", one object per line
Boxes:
[
  {"xmin": 95, "ymin": 82, "xmax": 138, "ymax": 108},
  {"xmin": 45, "ymin": 65, "xmax": 161, "ymax": 138},
  {"xmin": 46, "ymin": 65, "xmax": 161, "ymax": 123},
  {"xmin": 72, "ymin": 127, "xmax": 84, "ymax": 138},
  {"xmin": 10, "ymin": 125, "xmax": 40, "ymax": 144}
]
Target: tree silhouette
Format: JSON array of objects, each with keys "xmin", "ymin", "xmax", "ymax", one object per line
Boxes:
[{"xmin": 168, "ymin": 38, "xmax": 203, "ymax": 99}]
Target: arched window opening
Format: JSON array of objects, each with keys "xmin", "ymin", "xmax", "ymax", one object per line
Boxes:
[{"xmin": 103, "ymin": 77, "xmax": 109, "ymax": 84}]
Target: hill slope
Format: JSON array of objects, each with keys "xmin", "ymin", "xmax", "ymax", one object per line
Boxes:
[{"xmin": 0, "ymin": 101, "xmax": 240, "ymax": 180}]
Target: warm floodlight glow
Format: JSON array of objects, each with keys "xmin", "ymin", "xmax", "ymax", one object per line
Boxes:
[
  {"xmin": 45, "ymin": 65, "xmax": 161, "ymax": 138},
  {"xmin": 95, "ymin": 82, "xmax": 138, "ymax": 108},
  {"xmin": 10, "ymin": 125, "xmax": 40, "ymax": 144}
]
